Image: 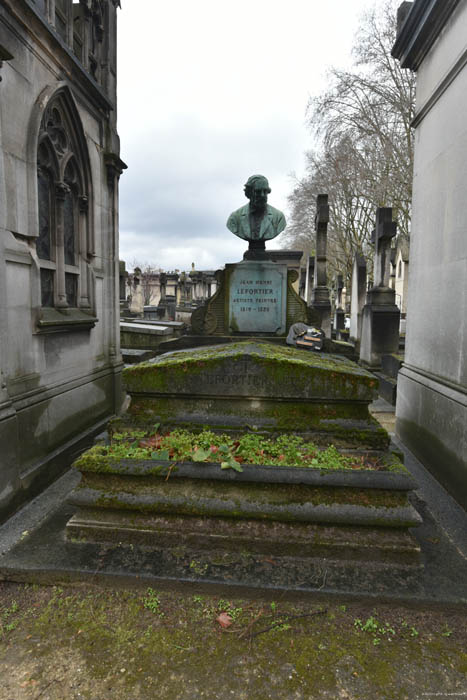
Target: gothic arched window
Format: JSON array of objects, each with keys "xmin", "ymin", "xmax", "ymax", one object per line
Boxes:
[{"xmin": 36, "ymin": 93, "xmax": 92, "ymax": 315}]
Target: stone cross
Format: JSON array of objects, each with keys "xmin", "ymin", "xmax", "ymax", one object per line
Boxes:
[
  {"xmin": 372, "ymin": 207, "xmax": 397, "ymax": 288},
  {"xmin": 313, "ymin": 194, "xmax": 330, "ymax": 289}
]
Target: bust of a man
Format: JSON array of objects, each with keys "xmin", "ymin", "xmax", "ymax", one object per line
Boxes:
[{"xmin": 226, "ymin": 175, "xmax": 286, "ymax": 253}]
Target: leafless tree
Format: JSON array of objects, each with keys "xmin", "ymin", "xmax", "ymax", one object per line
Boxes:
[
  {"xmin": 129, "ymin": 260, "xmax": 161, "ymax": 306},
  {"xmin": 285, "ymin": 0, "xmax": 415, "ymax": 287}
]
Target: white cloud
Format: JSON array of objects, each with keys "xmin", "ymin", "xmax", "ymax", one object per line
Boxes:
[{"xmin": 117, "ymin": 0, "xmax": 375, "ymax": 270}]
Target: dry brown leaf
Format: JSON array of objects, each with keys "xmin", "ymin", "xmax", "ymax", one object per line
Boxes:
[{"xmin": 216, "ymin": 612, "xmax": 233, "ymax": 629}]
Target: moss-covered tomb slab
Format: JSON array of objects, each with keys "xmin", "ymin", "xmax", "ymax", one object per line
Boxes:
[{"xmin": 123, "ymin": 341, "xmax": 378, "ymax": 402}]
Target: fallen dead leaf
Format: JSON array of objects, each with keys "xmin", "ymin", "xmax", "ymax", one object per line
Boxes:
[{"xmin": 216, "ymin": 612, "xmax": 233, "ymax": 629}]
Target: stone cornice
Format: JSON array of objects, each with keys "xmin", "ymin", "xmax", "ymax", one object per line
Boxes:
[
  {"xmin": 0, "ymin": 0, "xmax": 114, "ymax": 113},
  {"xmin": 392, "ymin": 0, "xmax": 463, "ymax": 70}
]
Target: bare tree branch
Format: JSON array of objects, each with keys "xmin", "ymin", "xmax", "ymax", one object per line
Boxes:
[{"xmin": 285, "ymin": 0, "xmax": 415, "ymax": 285}]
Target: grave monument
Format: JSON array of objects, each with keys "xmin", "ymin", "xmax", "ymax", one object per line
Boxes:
[
  {"xmin": 66, "ymin": 341, "xmax": 421, "ymax": 594},
  {"xmin": 349, "ymin": 252, "xmax": 367, "ymax": 347},
  {"xmin": 191, "ymin": 175, "xmax": 310, "ymax": 336},
  {"xmin": 333, "ymin": 273, "xmax": 345, "ymax": 338},
  {"xmin": 310, "ymin": 194, "xmax": 332, "ymax": 337},
  {"xmin": 1, "ymin": 178, "xmax": 422, "ymax": 594},
  {"xmin": 57, "ymin": 184, "xmax": 421, "ymax": 595},
  {"xmin": 359, "ymin": 207, "xmax": 401, "ymax": 367}
]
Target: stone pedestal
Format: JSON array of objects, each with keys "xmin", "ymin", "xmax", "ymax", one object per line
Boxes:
[
  {"xmin": 310, "ymin": 288, "xmax": 332, "ymax": 338},
  {"xmin": 359, "ymin": 287, "xmax": 401, "ymax": 367},
  {"xmin": 310, "ymin": 194, "xmax": 332, "ymax": 338}
]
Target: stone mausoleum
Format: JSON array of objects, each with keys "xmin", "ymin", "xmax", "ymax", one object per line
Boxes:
[
  {"xmin": 393, "ymin": 0, "xmax": 467, "ymax": 508},
  {"xmin": 0, "ymin": 0, "xmax": 125, "ymax": 521}
]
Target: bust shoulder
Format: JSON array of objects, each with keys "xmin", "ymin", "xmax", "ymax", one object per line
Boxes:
[
  {"xmin": 231, "ymin": 204, "xmax": 249, "ymax": 218},
  {"xmin": 267, "ymin": 204, "xmax": 285, "ymax": 220}
]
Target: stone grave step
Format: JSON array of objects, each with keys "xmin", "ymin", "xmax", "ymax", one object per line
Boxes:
[
  {"xmin": 66, "ymin": 509, "xmax": 421, "ymax": 567},
  {"xmin": 121, "ymin": 348, "xmax": 155, "ymax": 364},
  {"xmin": 120, "ymin": 322, "xmax": 173, "ymax": 335}
]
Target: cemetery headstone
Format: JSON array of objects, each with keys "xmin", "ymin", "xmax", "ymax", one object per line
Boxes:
[{"xmin": 226, "ymin": 261, "xmax": 287, "ymax": 334}]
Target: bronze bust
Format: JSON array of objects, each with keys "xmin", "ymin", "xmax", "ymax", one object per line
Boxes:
[{"xmin": 227, "ymin": 175, "xmax": 286, "ymax": 257}]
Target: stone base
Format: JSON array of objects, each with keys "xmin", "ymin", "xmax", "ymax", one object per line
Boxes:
[
  {"xmin": 382, "ymin": 354, "xmax": 404, "ymax": 379},
  {"xmin": 396, "ymin": 366, "xmax": 467, "ymax": 509},
  {"xmin": 309, "ymin": 297, "xmax": 332, "ymax": 339},
  {"xmin": 66, "ymin": 509, "xmax": 421, "ymax": 568},
  {"xmin": 374, "ymin": 372, "xmax": 398, "ymax": 406},
  {"xmin": 66, "ymin": 450, "xmax": 422, "ymax": 593},
  {"xmin": 0, "ymin": 501, "xmax": 428, "ymax": 598},
  {"xmin": 68, "ymin": 466, "xmax": 421, "ymax": 529},
  {"xmin": 359, "ymin": 295, "xmax": 400, "ymax": 368}
]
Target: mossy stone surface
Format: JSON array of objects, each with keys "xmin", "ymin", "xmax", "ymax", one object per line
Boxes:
[{"xmin": 123, "ymin": 341, "xmax": 378, "ymax": 402}]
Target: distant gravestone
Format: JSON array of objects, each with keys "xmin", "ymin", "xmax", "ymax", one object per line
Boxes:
[
  {"xmin": 333, "ymin": 274, "xmax": 345, "ymax": 335},
  {"xmin": 372, "ymin": 208, "xmax": 396, "ymax": 288},
  {"xmin": 359, "ymin": 208, "xmax": 400, "ymax": 367},
  {"xmin": 310, "ymin": 194, "xmax": 332, "ymax": 337},
  {"xmin": 350, "ymin": 253, "xmax": 367, "ymax": 344}
]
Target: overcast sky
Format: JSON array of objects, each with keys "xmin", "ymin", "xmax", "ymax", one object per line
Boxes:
[{"xmin": 117, "ymin": 0, "xmax": 378, "ymax": 272}]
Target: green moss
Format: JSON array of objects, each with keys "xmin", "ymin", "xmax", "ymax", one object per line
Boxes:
[
  {"xmin": 6, "ymin": 586, "xmax": 465, "ymax": 699},
  {"xmin": 80, "ymin": 472, "xmax": 408, "ymax": 512},
  {"xmin": 122, "ymin": 341, "xmax": 378, "ymax": 396}
]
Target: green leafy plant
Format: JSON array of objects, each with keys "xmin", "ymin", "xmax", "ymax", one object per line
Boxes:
[
  {"xmin": 189, "ymin": 560, "xmax": 208, "ymax": 576},
  {"xmin": 89, "ymin": 427, "xmax": 385, "ymax": 472},
  {"xmin": 0, "ymin": 600, "xmax": 20, "ymax": 636},
  {"xmin": 217, "ymin": 600, "xmax": 243, "ymax": 622},
  {"xmin": 142, "ymin": 588, "xmax": 163, "ymax": 616},
  {"xmin": 354, "ymin": 616, "xmax": 397, "ymax": 644}
]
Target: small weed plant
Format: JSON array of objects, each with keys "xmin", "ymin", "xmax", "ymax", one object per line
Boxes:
[
  {"xmin": 142, "ymin": 588, "xmax": 164, "ymax": 616},
  {"xmin": 354, "ymin": 615, "xmax": 423, "ymax": 645},
  {"xmin": 88, "ymin": 427, "xmax": 387, "ymax": 472},
  {"xmin": 0, "ymin": 600, "xmax": 19, "ymax": 636},
  {"xmin": 217, "ymin": 599, "xmax": 243, "ymax": 622}
]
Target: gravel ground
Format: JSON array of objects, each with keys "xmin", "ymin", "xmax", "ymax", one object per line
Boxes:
[{"xmin": 1, "ymin": 582, "xmax": 466, "ymax": 700}]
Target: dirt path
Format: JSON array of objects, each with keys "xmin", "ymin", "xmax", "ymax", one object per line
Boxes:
[{"xmin": 1, "ymin": 581, "xmax": 466, "ymax": 699}]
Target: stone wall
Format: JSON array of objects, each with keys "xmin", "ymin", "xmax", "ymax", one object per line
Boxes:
[
  {"xmin": 393, "ymin": 0, "xmax": 467, "ymax": 508},
  {"xmin": 0, "ymin": 0, "xmax": 125, "ymax": 521}
]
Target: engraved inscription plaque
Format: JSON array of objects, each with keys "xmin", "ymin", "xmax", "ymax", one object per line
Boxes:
[{"xmin": 227, "ymin": 261, "xmax": 287, "ymax": 334}]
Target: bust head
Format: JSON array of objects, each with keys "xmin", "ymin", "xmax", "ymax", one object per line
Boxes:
[{"xmin": 244, "ymin": 174, "xmax": 271, "ymax": 214}]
